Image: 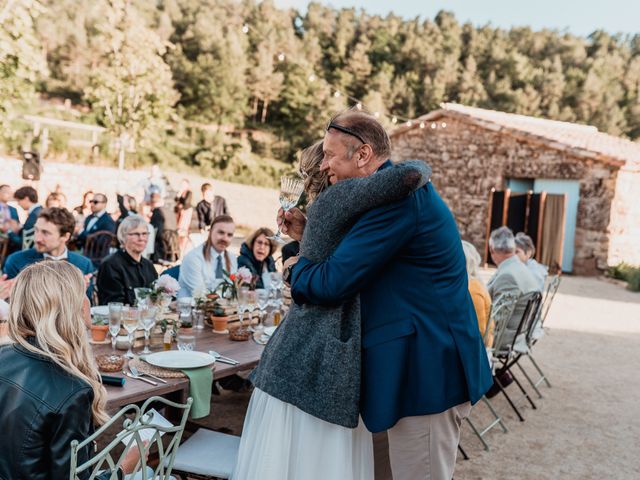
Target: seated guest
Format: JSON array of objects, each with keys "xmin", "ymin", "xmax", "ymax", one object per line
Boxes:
[
  {"xmin": 8, "ymin": 186, "xmax": 42, "ymax": 250},
  {"xmin": 149, "ymin": 192, "xmax": 178, "ymax": 262},
  {"xmin": 0, "ymin": 261, "xmax": 141, "ymax": 479},
  {"xmin": 487, "ymin": 226, "xmax": 540, "ymax": 348},
  {"xmin": 179, "ymin": 215, "xmax": 237, "ymax": 297},
  {"xmin": 238, "ymin": 228, "xmax": 277, "ymax": 289},
  {"xmin": 462, "ymin": 240, "xmax": 493, "ymax": 347},
  {"xmin": 73, "ymin": 190, "xmax": 94, "ymax": 234},
  {"xmin": 3, "ymin": 208, "xmax": 94, "ymax": 293},
  {"xmin": 77, "ymin": 193, "xmax": 116, "ymax": 248},
  {"xmin": 97, "ymin": 215, "xmax": 158, "ymax": 305},
  {"xmin": 45, "ymin": 192, "xmax": 66, "ymax": 208},
  {"xmin": 515, "ymin": 232, "xmax": 548, "ymax": 291},
  {"xmin": 0, "ymin": 184, "xmax": 19, "ymax": 239}
]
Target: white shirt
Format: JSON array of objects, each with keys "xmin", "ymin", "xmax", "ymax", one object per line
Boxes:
[
  {"xmin": 43, "ymin": 248, "xmax": 69, "ymax": 261},
  {"xmin": 85, "ymin": 209, "xmax": 106, "ymax": 233},
  {"xmin": 178, "ymin": 243, "xmax": 237, "ymax": 298}
]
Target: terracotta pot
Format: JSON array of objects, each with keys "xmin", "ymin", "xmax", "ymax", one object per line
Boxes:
[
  {"xmin": 90, "ymin": 324, "xmax": 109, "ymax": 342},
  {"xmin": 212, "ymin": 316, "xmax": 229, "ymax": 332},
  {"xmin": 179, "ymin": 327, "xmax": 194, "ymax": 334}
]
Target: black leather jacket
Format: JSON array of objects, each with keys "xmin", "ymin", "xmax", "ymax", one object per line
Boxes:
[{"xmin": 0, "ymin": 340, "xmax": 113, "ymax": 480}]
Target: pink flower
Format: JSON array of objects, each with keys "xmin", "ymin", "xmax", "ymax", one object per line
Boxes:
[
  {"xmin": 237, "ymin": 267, "xmax": 253, "ymax": 285},
  {"xmin": 156, "ymin": 274, "xmax": 180, "ymax": 295}
]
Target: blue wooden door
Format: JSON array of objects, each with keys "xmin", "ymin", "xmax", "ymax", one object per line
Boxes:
[{"xmin": 533, "ymin": 179, "xmax": 580, "ymax": 272}]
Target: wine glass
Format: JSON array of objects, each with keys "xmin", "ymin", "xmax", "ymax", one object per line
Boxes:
[
  {"xmin": 269, "ymin": 176, "xmax": 305, "ymax": 244},
  {"xmin": 108, "ymin": 302, "xmax": 123, "ymax": 351},
  {"xmin": 138, "ymin": 306, "xmax": 157, "ymax": 355},
  {"xmin": 134, "ymin": 288, "xmax": 152, "ymax": 308},
  {"xmin": 237, "ymin": 287, "xmax": 249, "ymax": 328},
  {"xmin": 255, "ymin": 289, "xmax": 270, "ymax": 332},
  {"xmin": 121, "ymin": 307, "xmax": 140, "ymax": 359},
  {"xmin": 245, "ymin": 290, "xmax": 257, "ymax": 332}
]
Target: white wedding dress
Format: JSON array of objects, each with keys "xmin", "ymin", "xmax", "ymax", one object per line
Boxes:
[{"xmin": 231, "ymin": 388, "xmax": 374, "ymax": 480}]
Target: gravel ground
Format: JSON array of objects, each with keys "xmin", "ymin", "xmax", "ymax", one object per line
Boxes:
[{"xmin": 193, "ymin": 274, "xmax": 640, "ymax": 480}]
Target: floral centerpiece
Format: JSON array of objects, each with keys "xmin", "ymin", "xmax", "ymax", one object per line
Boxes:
[
  {"xmin": 217, "ymin": 266, "xmax": 254, "ymax": 300},
  {"xmin": 136, "ymin": 274, "xmax": 180, "ymax": 312}
]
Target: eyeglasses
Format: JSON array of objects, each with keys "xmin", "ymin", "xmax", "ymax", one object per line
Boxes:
[
  {"xmin": 326, "ymin": 121, "xmax": 367, "ymax": 145},
  {"xmin": 89, "ymin": 200, "xmax": 104, "ymax": 205},
  {"xmin": 127, "ymin": 232, "xmax": 149, "ymax": 238}
]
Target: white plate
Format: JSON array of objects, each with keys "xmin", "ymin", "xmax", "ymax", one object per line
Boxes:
[
  {"xmin": 145, "ymin": 351, "xmax": 216, "ymax": 370},
  {"xmin": 263, "ymin": 326, "xmax": 277, "ymax": 337},
  {"xmin": 91, "ymin": 306, "xmax": 109, "ymax": 316}
]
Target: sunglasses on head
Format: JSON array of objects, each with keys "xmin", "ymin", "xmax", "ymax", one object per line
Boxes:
[{"xmin": 326, "ymin": 122, "xmax": 367, "ymax": 145}]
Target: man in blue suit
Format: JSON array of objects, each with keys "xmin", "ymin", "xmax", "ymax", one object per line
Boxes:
[
  {"xmin": 76, "ymin": 193, "xmax": 116, "ymax": 248},
  {"xmin": 4, "ymin": 207, "xmax": 94, "ymax": 296},
  {"xmin": 0, "ymin": 185, "xmax": 19, "ymax": 241},
  {"xmin": 7, "ymin": 185, "xmax": 42, "ymax": 251},
  {"xmin": 281, "ymin": 111, "xmax": 492, "ymax": 480}
]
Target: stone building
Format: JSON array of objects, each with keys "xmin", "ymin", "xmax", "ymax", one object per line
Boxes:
[{"xmin": 390, "ymin": 103, "xmax": 640, "ymax": 275}]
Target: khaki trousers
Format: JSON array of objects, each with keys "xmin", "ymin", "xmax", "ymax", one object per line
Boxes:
[{"xmin": 387, "ymin": 402, "xmax": 471, "ymax": 480}]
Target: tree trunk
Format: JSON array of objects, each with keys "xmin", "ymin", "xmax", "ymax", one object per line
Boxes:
[
  {"xmin": 252, "ymin": 97, "xmax": 259, "ymax": 121},
  {"xmin": 261, "ymin": 97, "xmax": 269, "ymax": 123}
]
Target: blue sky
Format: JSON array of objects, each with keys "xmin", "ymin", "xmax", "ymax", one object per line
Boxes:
[{"xmin": 273, "ymin": 0, "xmax": 639, "ymax": 37}]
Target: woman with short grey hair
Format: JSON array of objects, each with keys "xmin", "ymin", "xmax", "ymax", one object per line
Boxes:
[
  {"xmin": 515, "ymin": 232, "xmax": 548, "ymax": 290},
  {"xmin": 97, "ymin": 214, "xmax": 157, "ymax": 305}
]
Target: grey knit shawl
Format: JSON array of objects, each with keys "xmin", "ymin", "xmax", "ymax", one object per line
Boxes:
[{"xmin": 250, "ymin": 160, "xmax": 432, "ymax": 428}]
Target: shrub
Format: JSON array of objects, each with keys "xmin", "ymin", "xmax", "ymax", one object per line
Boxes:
[{"xmin": 607, "ymin": 262, "xmax": 640, "ymax": 292}]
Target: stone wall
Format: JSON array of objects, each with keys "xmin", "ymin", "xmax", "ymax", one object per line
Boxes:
[
  {"xmin": 0, "ymin": 156, "xmax": 280, "ymax": 232},
  {"xmin": 608, "ymin": 160, "xmax": 640, "ymax": 266},
  {"xmin": 391, "ymin": 116, "xmax": 622, "ymax": 275}
]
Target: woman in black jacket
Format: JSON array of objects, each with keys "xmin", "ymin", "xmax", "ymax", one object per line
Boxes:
[
  {"xmin": 237, "ymin": 228, "xmax": 277, "ymax": 289},
  {"xmin": 0, "ymin": 261, "xmax": 140, "ymax": 479}
]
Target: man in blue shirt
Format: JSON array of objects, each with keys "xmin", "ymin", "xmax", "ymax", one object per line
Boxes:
[
  {"xmin": 280, "ymin": 111, "xmax": 492, "ymax": 480},
  {"xmin": 8, "ymin": 185, "xmax": 42, "ymax": 251},
  {"xmin": 4, "ymin": 208, "xmax": 94, "ymax": 293}
]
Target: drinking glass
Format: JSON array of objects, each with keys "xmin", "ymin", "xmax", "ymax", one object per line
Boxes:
[
  {"xmin": 237, "ymin": 286, "xmax": 249, "ymax": 328},
  {"xmin": 177, "ymin": 297, "xmax": 192, "ymax": 327},
  {"xmin": 138, "ymin": 306, "xmax": 158, "ymax": 355},
  {"xmin": 177, "ymin": 334, "xmax": 195, "ymax": 351},
  {"xmin": 108, "ymin": 302, "xmax": 123, "ymax": 351},
  {"xmin": 255, "ymin": 289, "xmax": 270, "ymax": 332},
  {"xmin": 269, "ymin": 272, "xmax": 283, "ymax": 291},
  {"xmin": 134, "ymin": 288, "xmax": 152, "ymax": 308},
  {"xmin": 121, "ymin": 307, "xmax": 140, "ymax": 359},
  {"xmin": 192, "ymin": 308, "xmax": 205, "ymax": 330},
  {"xmin": 269, "ymin": 176, "xmax": 305, "ymax": 244},
  {"xmin": 245, "ymin": 290, "xmax": 257, "ymax": 332}
]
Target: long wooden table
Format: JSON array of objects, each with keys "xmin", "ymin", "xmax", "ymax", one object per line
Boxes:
[{"xmin": 93, "ymin": 328, "xmax": 265, "ymax": 411}]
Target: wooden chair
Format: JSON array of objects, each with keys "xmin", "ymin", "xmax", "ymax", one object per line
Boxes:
[
  {"xmin": 22, "ymin": 226, "xmax": 35, "ymax": 250},
  {"xmin": 70, "ymin": 396, "xmax": 192, "ymax": 480},
  {"xmin": 85, "ymin": 230, "xmax": 117, "ymax": 269},
  {"xmin": 159, "ymin": 230, "xmax": 180, "ymax": 264},
  {"xmin": 0, "ymin": 235, "xmax": 9, "ymax": 267}
]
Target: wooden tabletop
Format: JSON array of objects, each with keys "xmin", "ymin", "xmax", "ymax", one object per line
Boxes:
[{"xmin": 93, "ymin": 328, "xmax": 265, "ymax": 410}]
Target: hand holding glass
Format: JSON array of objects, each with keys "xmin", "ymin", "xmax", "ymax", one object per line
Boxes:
[{"xmin": 269, "ymin": 176, "xmax": 305, "ymax": 244}]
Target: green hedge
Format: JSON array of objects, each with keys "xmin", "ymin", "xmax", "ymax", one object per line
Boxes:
[{"xmin": 607, "ymin": 262, "xmax": 640, "ymax": 292}]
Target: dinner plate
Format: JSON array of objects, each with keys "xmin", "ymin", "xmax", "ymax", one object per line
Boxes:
[
  {"xmin": 91, "ymin": 306, "xmax": 109, "ymax": 316},
  {"xmin": 145, "ymin": 351, "xmax": 216, "ymax": 370},
  {"xmin": 263, "ymin": 326, "xmax": 277, "ymax": 337}
]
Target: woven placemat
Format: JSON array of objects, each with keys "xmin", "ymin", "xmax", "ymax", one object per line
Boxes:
[{"xmin": 127, "ymin": 357, "xmax": 213, "ymax": 379}]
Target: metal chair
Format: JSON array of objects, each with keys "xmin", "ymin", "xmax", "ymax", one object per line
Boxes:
[
  {"xmin": 465, "ymin": 291, "xmax": 518, "ymax": 450},
  {"xmin": 170, "ymin": 428, "xmax": 241, "ymax": 480},
  {"xmin": 22, "ymin": 226, "xmax": 35, "ymax": 250},
  {"xmin": 70, "ymin": 396, "xmax": 192, "ymax": 480},
  {"xmin": 493, "ymin": 291, "xmax": 543, "ymax": 422},
  {"xmin": 85, "ymin": 230, "xmax": 117, "ymax": 269}
]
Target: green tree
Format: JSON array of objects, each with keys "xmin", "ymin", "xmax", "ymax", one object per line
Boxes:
[{"xmin": 85, "ymin": 0, "xmax": 178, "ymax": 169}]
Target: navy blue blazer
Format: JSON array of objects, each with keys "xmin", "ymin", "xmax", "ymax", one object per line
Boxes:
[
  {"xmin": 291, "ymin": 162, "xmax": 493, "ymax": 433},
  {"xmin": 77, "ymin": 212, "xmax": 116, "ymax": 246},
  {"xmin": 4, "ymin": 248, "xmax": 95, "ymax": 297}
]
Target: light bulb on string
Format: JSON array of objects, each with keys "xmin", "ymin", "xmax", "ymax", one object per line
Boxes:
[
  {"xmin": 431, "ymin": 122, "xmax": 437, "ymax": 129},
  {"xmin": 391, "ymin": 116, "xmax": 398, "ymax": 124},
  {"xmin": 406, "ymin": 120, "xmax": 413, "ymax": 127},
  {"xmin": 277, "ymin": 52, "xmax": 286, "ymax": 62},
  {"xmin": 334, "ymin": 90, "xmax": 341, "ymax": 98},
  {"xmin": 356, "ymin": 102, "xmax": 362, "ymax": 110},
  {"xmin": 373, "ymin": 112, "xmax": 380, "ymax": 118},
  {"xmin": 308, "ymin": 74, "xmax": 316, "ymax": 82},
  {"xmin": 441, "ymin": 122, "xmax": 447, "ymax": 128},
  {"xmin": 419, "ymin": 122, "xmax": 425, "ymax": 129},
  {"xmin": 242, "ymin": 24, "xmax": 249, "ymax": 34}
]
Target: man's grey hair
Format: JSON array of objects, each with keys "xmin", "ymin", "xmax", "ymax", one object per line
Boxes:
[
  {"xmin": 489, "ymin": 226, "xmax": 515, "ymax": 254},
  {"xmin": 117, "ymin": 214, "xmax": 149, "ymax": 246}
]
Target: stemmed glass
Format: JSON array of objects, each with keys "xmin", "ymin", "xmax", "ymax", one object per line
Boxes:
[
  {"xmin": 108, "ymin": 302, "xmax": 123, "ymax": 351},
  {"xmin": 134, "ymin": 288, "xmax": 151, "ymax": 308},
  {"xmin": 237, "ymin": 287, "xmax": 249, "ymax": 329},
  {"xmin": 255, "ymin": 289, "xmax": 270, "ymax": 332},
  {"xmin": 138, "ymin": 306, "xmax": 158, "ymax": 355},
  {"xmin": 121, "ymin": 307, "xmax": 140, "ymax": 359},
  {"xmin": 245, "ymin": 290, "xmax": 257, "ymax": 332},
  {"xmin": 269, "ymin": 176, "xmax": 305, "ymax": 244}
]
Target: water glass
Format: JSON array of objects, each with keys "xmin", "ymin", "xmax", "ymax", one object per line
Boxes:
[
  {"xmin": 255, "ymin": 289, "xmax": 270, "ymax": 332},
  {"xmin": 108, "ymin": 302, "xmax": 123, "ymax": 351},
  {"xmin": 138, "ymin": 306, "xmax": 158, "ymax": 355},
  {"xmin": 121, "ymin": 307, "xmax": 140, "ymax": 358},
  {"xmin": 237, "ymin": 286, "xmax": 250, "ymax": 327},
  {"xmin": 177, "ymin": 334, "xmax": 195, "ymax": 351},
  {"xmin": 134, "ymin": 288, "xmax": 152, "ymax": 308},
  {"xmin": 192, "ymin": 308, "xmax": 205, "ymax": 330}
]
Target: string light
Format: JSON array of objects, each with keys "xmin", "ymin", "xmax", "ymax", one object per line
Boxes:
[
  {"xmin": 391, "ymin": 116, "xmax": 398, "ymax": 124},
  {"xmin": 334, "ymin": 90, "xmax": 341, "ymax": 98},
  {"xmin": 373, "ymin": 111, "xmax": 380, "ymax": 118},
  {"xmin": 441, "ymin": 122, "xmax": 447, "ymax": 128},
  {"xmin": 406, "ymin": 120, "xmax": 413, "ymax": 127},
  {"xmin": 277, "ymin": 52, "xmax": 286, "ymax": 62},
  {"xmin": 356, "ymin": 102, "xmax": 362, "ymax": 110},
  {"xmin": 308, "ymin": 74, "xmax": 316, "ymax": 82},
  {"xmin": 242, "ymin": 24, "xmax": 249, "ymax": 34},
  {"xmin": 419, "ymin": 122, "xmax": 425, "ymax": 129},
  {"xmin": 431, "ymin": 122, "xmax": 437, "ymax": 129}
]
